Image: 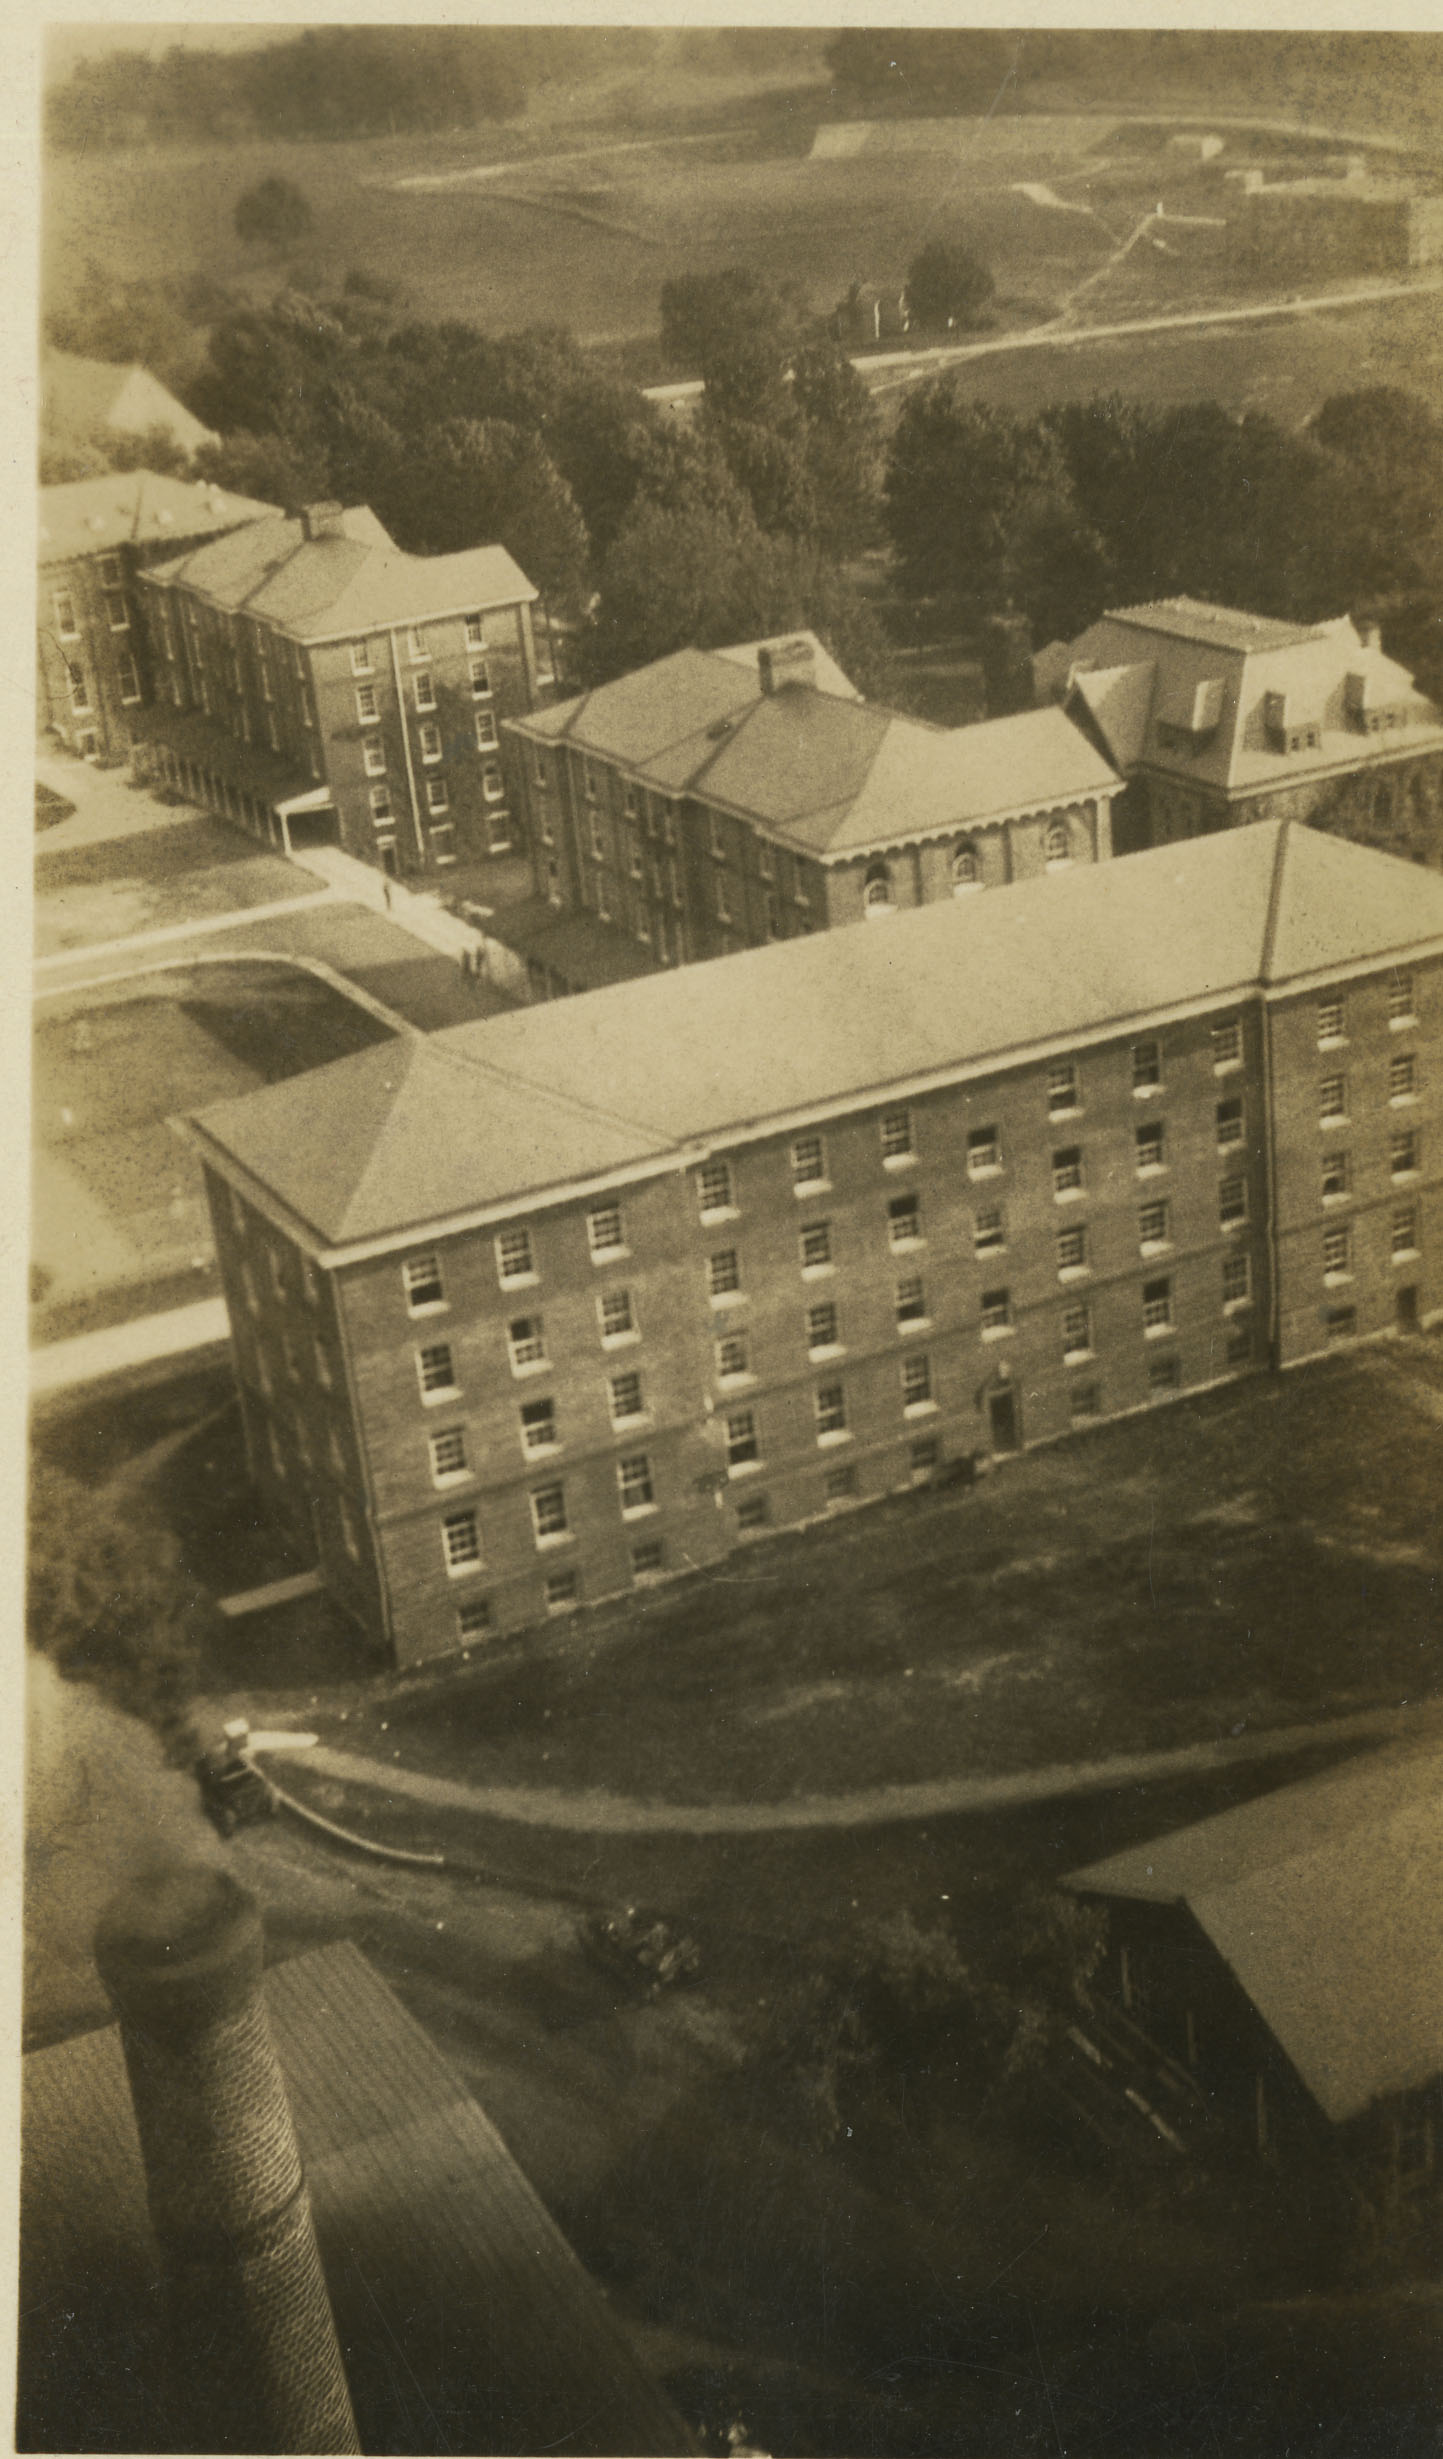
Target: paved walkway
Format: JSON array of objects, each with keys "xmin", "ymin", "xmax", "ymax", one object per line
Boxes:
[
  {"xmin": 289, "ymin": 844, "xmax": 489, "ymax": 966},
  {"xmin": 300, "ymin": 1697, "xmax": 1439, "ymax": 1838},
  {"xmin": 30, "ymin": 1297, "xmax": 231, "ymax": 1397},
  {"xmin": 35, "ymin": 887, "xmax": 341, "ymax": 973}
]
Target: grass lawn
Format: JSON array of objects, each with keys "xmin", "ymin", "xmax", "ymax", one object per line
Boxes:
[{"xmin": 34, "ymin": 816, "xmax": 310, "ymax": 958}]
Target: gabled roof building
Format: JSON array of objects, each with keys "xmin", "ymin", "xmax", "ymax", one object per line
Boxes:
[
  {"xmin": 133, "ymin": 502, "xmax": 540, "ymax": 875},
  {"xmin": 37, "ymin": 468, "xmax": 278, "ymax": 762},
  {"xmin": 1037, "ymin": 597, "xmax": 1443, "ymax": 866},
  {"xmin": 41, "ymin": 346, "xmax": 218, "ymax": 458},
  {"xmin": 186, "ymin": 823, "xmax": 1443, "ymax": 1666},
  {"xmin": 503, "ymin": 632, "xmax": 1123, "ymax": 979}
]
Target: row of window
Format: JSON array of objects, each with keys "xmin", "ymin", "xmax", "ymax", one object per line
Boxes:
[
  {"xmin": 363, "ymin": 711, "xmax": 498, "ymax": 776},
  {"xmin": 354, "ymin": 658, "xmax": 494, "ymax": 726},
  {"xmin": 347, "ymin": 614, "xmax": 491, "ymax": 677},
  {"xmin": 1317, "ymin": 1067, "xmax": 1420, "ymax": 1122},
  {"xmin": 860, "ymin": 817, "xmax": 1081, "ymax": 911}
]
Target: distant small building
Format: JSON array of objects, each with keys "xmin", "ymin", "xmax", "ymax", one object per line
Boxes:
[
  {"xmin": 833, "ymin": 282, "xmax": 911, "ymax": 346},
  {"xmin": 37, "ymin": 468, "xmax": 278, "ymax": 762},
  {"xmin": 42, "ymin": 347, "xmax": 217, "ymax": 459},
  {"xmin": 1037, "ymin": 596, "xmax": 1443, "ymax": 864},
  {"xmin": 1064, "ymin": 1740, "xmax": 1443, "ymax": 2240},
  {"xmin": 1227, "ymin": 176, "xmax": 1443, "ymax": 279},
  {"xmin": 1166, "ymin": 131, "xmax": 1224, "ymax": 162}
]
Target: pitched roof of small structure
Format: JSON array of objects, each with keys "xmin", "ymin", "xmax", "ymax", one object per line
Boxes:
[
  {"xmin": 42, "ymin": 347, "xmax": 217, "ymax": 452},
  {"xmin": 1063, "ymin": 1739, "xmax": 1443, "ymax": 2124}
]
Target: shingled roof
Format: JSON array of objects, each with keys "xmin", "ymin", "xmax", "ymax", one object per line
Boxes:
[
  {"xmin": 1063, "ymin": 1737, "xmax": 1443, "ymax": 2124},
  {"xmin": 38, "ymin": 469, "xmax": 277, "ymax": 566},
  {"xmin": 143, "ymin": 505, "xmax": 536, "ymax": 642},
  {"xmin": 1047, "ymin": 597, "xmax": 1443, "ymax": 795},
  {"xmin": 511, "ymin": 645, "xmax": 1119, "ymax": 859},
  {"xmin": 188, "ymin": 822, "xmax": 1443, "ymax": 1255}
]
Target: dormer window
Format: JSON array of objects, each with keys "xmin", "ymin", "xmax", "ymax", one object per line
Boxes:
[
  {"xmin": 1263, "ymin": 690, "xmax": 1320, "ymax": 755},
  {"xmin": 1155, "ymin": 677, "xmax": 1224, "ymax": 755}
]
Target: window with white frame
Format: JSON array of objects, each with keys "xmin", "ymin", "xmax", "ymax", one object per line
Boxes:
[
  {"xmin": 1222, "ymin": 1253, "xmax": 1251, "ymax": 1309},
  {"xmin": 507, "ymin": 1314, "xmax": 546, "ymax": 1371},
  {"xmin": 618, "ymin": 1453, "xmax": 654, "ymax": 1515},
  {"xmin": 880, "ymin": 1106, "xmax": 913, "ymax": 1161},
  {"xmin": 823, "ymin": 1462, "xmax": 858, "ymax": 1502},
  {"xmin": 1219, "ymin": 1175, "xmax": 1247, "ymax": 1227},
  {"xmin": 429, "ymin": 1427, "xmax": 469, "ymax": 1485},
  {"xmin": 103, "ymin": 590, "xmax": 129, "ymax": 631},
  {"xmin": 53, "ymin": 591, "xmax": 78, "ymax": 637},
  {"xmin": 952, "ymin": 839, "xmax": 980, "ymax": 891},
  {"xmin": 1321, "ymin": 1151, "xmax": 1350, "ymax": 1201},
  {"xmin": 609, "ymin": 1368, "xmax": 645, "ymax": 1423},
  {"xmin": 862, "ymin": 861, "xmax": 893, "ymax": 914},
  {"xmin": 814, "ymin": 1382, "xmax": 847, "ymax": 1439},
  {"xmin": 973, "ymin": 1205, "xmax": 1005, "ymax": 1253},
  {"xmin": 67, "ymin": 663, "xmax": 91, "ymax": 714},
  {"xmin": 417, "ymin": 1341, "xmax": 459, "ymax": 1399},
  {"xmin": 1392, "ymin": 1129, "xmax": 1421, "ymax": 1177},
  {"xmin": 792, "ymin": 1134, "xmax": 826, "ymax": 1189},
  {"xmin": 800, "ymin": 1220, "xmax": 833, "ymax": 1272},
  {"xmin": 482, "ymin": 763, "xmax": 504, "ymax": 801},
  {"xmin": 1142, "ymin": 1277, "xmax": 1173, "ymax": 1333},
  {"xmin": 406, "ymin": 627, "xmax": 430, "ymax": 664},
  {"xmin": 458, "ymin": 1597, "xmax": 492, "ymax": 1639},
  {"xmin": 698, "ymin": 1159, "xmax": 733, "ymax": 1217},
  {"xmin": 1388, "ymin": 971, "xmax": 1416, "ymax": 1026},
  {"xmin": 1135, "ymin": 1122, "xmax": 1166, "ymax": 1173},
  {"xmin": 887, "ymin": 1193, "xmax": 921, "ymax": 1248},
  {"xmin": 1132, "ymin": 1039, "xmax": 1162, "ymax": 1092},
  {"xmin": 1044, "ymin": 817, "xmax": 1071, "ymax": 866},
  {"xmin": 1320, "ymin": 1075, "xmax": 1348, "ymax": 1125},
  {"xmin": 418, "ymin": 722, "xmax": 442, "ymax": 763},
  {"xmin": 587, "ymin": 1204, "xmax": 625, "ymax": 1260},
  {"xmin": 725, "ymin": 1409, "xmax": 759, "ymax": 1469},
  {"xmin": 1317, "ymin": 996, "xmax": 1347, "ymax": 1045},
  {"xmin": 1070, "ymin": 1381, "xmax": 1102, "ymax": 1420},
  {"xmin": 98, "ymin": 554, "xmax": 123, "ymax": 587},
  {"xmin": 598, "ymin": 1287, "xmax": 636, "ymax": 1344},
  {"xmin": 355, "ymin": 683, "xmax": 378, "ymax": 722},
  {"xmin": 901, "ymin": 1353, "xmax": 933, "ymax": 1413},
  {"xmin": 1211, "ymin": 1018, "xmax": 1242, "ymax": 1069},
  {"xmin": 1062, "ymin": 1302, "xmax": 1091, "ymax": 1359},
  {"xmin": 1148, "ymin": 1352, "xmax": 1181, "ymax": 1393},
  {"xmin": 980, "ymin": 1287, "xmax": 1011, "ymax": 1334},
  {"xmin": 708, "ymin": 1248, "xmax": 741, "ymax": 1300},
  {"xmin": 475, "ymin": 709, "xmax": 498, "ymax": 750},
  {"xmin": 632, "ymin": 1537, "xmax": 665, "ymax": 1577},
  {"xmin": 362, "ymin": 736, "xmax": 386, "ymax": 776},
  {"xmin": 1057, "ymin": 1226, "xmax": 1088, "ymax": 1276},
  {"xmin": 117, "ymin": 654, "xmax": 141, "ymax": 704},
  {"xmin": 896, "ymin": 1273, "xmax": 928, "ymax": 1325},
  {"xmin": 1392, "ymin": 1204, "xmax": 1419, "ymax": 1257},
  {"xmin": 520, "ymin": 1397, "xmax": 558, "ymax": 1453},
  {"xmin": 967, "ymin": 1126, "xmax": 1000, "ymax": 1176},
  {"xmin": 1053, "ymin": 1146, "xmax": 1084, "ymax": 1197},
  {"xmin": 369, "ymin": 783, "xmax": 393, "ymax": 822},
  {"xmin": 1389, "ymin": 1053, "xmax": 1417, "ymax": 1103},
  {"xmin": 1217, "ymin": 1096, "xmax": 1244, "ymax": 1148},
  {"xmin": 807, "ymin": 1299, "xmax": 840, "ymax": 1354},
  {"xmin": 1323, "ymin": 1224, "xmax": 1352, "ymax": 1279},
  {"xmin": 403, "ymin": 1252, "xmax": 445, "ymax": 1312},
  {"xmin": 470, "ymin": 656, "xmax": 492, "ymax": 698},
  {"xmin": 429, "ymin": 780, "xmax": 453, "ymax": 821},
  {"xmin": 496, "ymin": 1226, "xmax": 535, "ymax": 1283},
  {"xmin": 1047, "ymin": 1061, "xmax": 1080, "ymax": 1116},
  {"xmin": 350, "ymin": 640, "xmax": 373, "ymax": 675},
  {"xmin": 464, "ymin": 612, "xmax": 484, "ymax": 648},
  {"xmin": 530, "ymin": 1483, "xmax": 568, "ymax": 1542},
  {"xmin": 716, "ymin": 1333, "xmax": 750, "ymax": 1381}
]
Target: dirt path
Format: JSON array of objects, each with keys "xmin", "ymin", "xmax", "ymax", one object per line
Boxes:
[{"xmin": 298, "ymin": 1696, "xmax": 1440, "ymax": 1839}]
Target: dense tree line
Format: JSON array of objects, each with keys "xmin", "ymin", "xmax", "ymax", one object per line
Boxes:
[
  {"xmin": 45, "ymin": 25, "xmax": 656, "ymax": 150},
  {"xmin": 883, "ymin": 381, "xmax": 1443, "ymax": 655}
]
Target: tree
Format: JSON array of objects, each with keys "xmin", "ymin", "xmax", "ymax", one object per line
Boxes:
[
  {"xmin": 398, "ymin": 419, "xmax": 590, "ymax": 610},
  {"xmin": 659, "ymin": 265, "xmax": 799, "ymax": 373},
  {"xmin": 884, "ymin": 385, "xmax": 1079, "ymax": 608},
  {"xmin": 790, "ymin": 342, "xmax": 884, "ymax": 558},
  {"xmin": 706, "ymin": 414, "xmax": 818, "ymax": 539},
  {"xmin": 905, "ymin": 238, "xmax": 996, "ymax": 332},
  {"xmin": 1311, "ymin": 387, "xmax": 1443, "ymax": 602},
  {"xmin": 193, "ymin": 428, "xmax": 334, "ymax": 512},
  {"xmin": 28, "ymin": 1461, "xmax": 209, "ymax": 1758},
  {"xmin": 234, "ymin": 176, "xmax": 314, "ymax": 250}
]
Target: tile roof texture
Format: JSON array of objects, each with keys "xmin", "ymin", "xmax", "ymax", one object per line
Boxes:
[
  {"xmin": 38, "ymin": 468, "xmax": 277, "ymax": 565},
  {"xmin": 143, "ymin": 505, "xmax": 536, "ymax": 640},
  {"xmin": 189, "ymin": 821, "xmax": 1443, "ymax": 1253},
  {"xmin": 1063, "ymin": 1738, "xmax": 1443, "ymax": 2123},
  {"xmin": 514, "ymin": 646, "xmax": 1119, "ymax": 856},
  {"xmin": 20, "ymin": 1941, "xmax": 690, "ymax": 2454},
  {"xmin": 1047, "ymin": 598, "xmax": 1443, "ymax": 795}
]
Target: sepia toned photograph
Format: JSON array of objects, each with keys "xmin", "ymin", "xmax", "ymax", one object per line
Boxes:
[{"xmin": 20, "ymin": 16, "xmax": 1443, "ymax": 2454}]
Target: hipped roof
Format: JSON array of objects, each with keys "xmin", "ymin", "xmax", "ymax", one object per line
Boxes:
[{"xmin": 143, "ymin": 504, "xmax": 536, "ymax": 641}]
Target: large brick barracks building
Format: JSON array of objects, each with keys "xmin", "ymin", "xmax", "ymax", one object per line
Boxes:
[{"xmin": 188, "ymin": 824, "xmax": 1443, "ymax": 1667}]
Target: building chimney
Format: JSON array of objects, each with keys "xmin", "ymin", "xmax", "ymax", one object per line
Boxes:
[
  {"xmin": 757, "ymin": 636, "xmax": 816, "ymax": 695},
  {"xmin": 299, "ymin": 501, "xmax": 346, "ymax": 542},
  {"xmin": 94, "ymin": 1866, "xmax": 360, "ymax": 2456},
  {"xmin": 980, "ymin": 612, "xmax": 1035, "ymax": 717}
]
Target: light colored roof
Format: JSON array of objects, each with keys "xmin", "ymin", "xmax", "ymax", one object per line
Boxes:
[
  {"xmin": 21, "ymin": 1940, "xmax": 688, "ymax": 2454},
  {"xmin": 42, "ymin": 347, "xmax": 217, "ymax": 452},
  {"xmin": 713, "ymin": 627, "xmax": 862, "ymax": 702},
  {"xmin": 514, "ymin": 647, "xmax": 1119, "ymax": 857},
  {"xmin": 38, "ymin": 469, "xmax": 277, "ymax": 566},
  {"xmin": 1063, "ymin": 1739, "xmax": 1443, "ymax": 2123},
  {"xmin": 188, "ymin": 822, "xmax": 1443, "ymax": 1252},
  {"xmin": 143, "ymin": 505, "xmax": 536, "ymax": 640},
  {"xmin": 1060, "ymin": 599, "xmax": 1443, "ymax": 795}
]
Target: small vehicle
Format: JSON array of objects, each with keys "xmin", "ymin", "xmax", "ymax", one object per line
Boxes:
[
  {"xmin": 195, "ymin": 1726, "xmax": 276, "ymax": 1837},
  {"xmin": 580, "ymin": 1904, "xmax": 701, "ymax": 1997}
]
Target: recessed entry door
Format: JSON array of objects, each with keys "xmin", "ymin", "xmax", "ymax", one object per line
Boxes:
[{"xmin": 988, "ymin": 1388, "xmax": 1020, "ymax": 1453}]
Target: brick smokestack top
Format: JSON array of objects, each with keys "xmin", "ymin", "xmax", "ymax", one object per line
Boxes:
[{"xmin": 95, "ymin": 1865, "xmax": 360, "ymax": 2456}]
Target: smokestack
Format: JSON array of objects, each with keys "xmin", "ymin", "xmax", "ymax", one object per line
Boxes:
[{"xmin": 94, "ymin": 1865, "xmax": 360, "ymax": 2456}]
